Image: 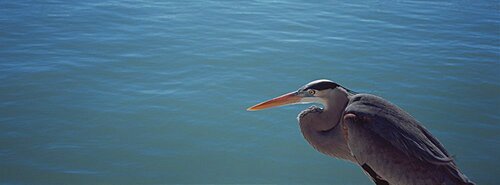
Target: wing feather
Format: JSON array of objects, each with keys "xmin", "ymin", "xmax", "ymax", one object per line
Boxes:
[
  {"xmin": 345, "ymin": 94, "xmax": 452, "ymax": 165},
  {"xmin": 343, "ymin": 94, "xmax": 474, "ymax": 184}
]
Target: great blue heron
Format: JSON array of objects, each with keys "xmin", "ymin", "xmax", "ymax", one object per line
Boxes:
[{"xmin": 247, "ymin": 79, "xmax": 474, "ymax": 185}]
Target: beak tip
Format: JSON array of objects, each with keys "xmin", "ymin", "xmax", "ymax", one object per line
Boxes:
[
  {"xmin": 247, "ymin": 92, "xmax": 300, "ymax": 112},
  {"xmin": 246, "ymin": 107, "xmax": 257, "ymax": 111}
]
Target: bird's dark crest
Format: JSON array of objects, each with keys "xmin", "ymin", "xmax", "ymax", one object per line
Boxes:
[
  {"xmin": 300, "ymin": 80, "xmax": 358, "ymax": 94},
  {"xmin": 301, "ymin": 80, "xmax": 340, "ymax": 91}
]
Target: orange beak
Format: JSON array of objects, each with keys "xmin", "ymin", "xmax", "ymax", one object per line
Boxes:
[{"xmin": 247, "ymin": 92, "xmax": 302, "ymax": 111}]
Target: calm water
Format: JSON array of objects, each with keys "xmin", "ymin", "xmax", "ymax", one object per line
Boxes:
[{"xmin": 1, "ymin": 0, "xmax": 499, "ymax": 184}]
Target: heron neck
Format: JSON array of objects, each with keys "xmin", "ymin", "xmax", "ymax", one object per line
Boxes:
[
  {"xmin": 298, "ymin": 88, "xmax": 354, "ymax": 161},
  {"xmin": 315, "ymin": 89, "xmax": 350, "ymax": 131}
]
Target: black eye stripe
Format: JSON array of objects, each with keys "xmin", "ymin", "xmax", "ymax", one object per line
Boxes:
[{"xmin": 303, "ymin": 81, "xmax": 339, "ymax": 91}]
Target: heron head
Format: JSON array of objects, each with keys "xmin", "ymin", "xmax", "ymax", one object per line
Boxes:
[{"xmin": 247, "ymin": 79, "xmax": 347, "ymax": 111}]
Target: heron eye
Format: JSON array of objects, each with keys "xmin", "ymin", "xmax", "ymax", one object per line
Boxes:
[{"xmin": 308, "ymin": 89, "xmax": 315, "ymax": 95}]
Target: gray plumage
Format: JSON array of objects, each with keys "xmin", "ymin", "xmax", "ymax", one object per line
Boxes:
[
  {"xmin": 249, "ymin": 79, "xmax": 474, "ymax": 185},
  {"xmin": 343, "ymin": 94, "xmax": 474, "ymax": 185}
]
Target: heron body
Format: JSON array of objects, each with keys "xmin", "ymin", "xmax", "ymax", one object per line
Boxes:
[{"xmin": 248, "ymin": 79, "xmax": 474, "ymax": 185}]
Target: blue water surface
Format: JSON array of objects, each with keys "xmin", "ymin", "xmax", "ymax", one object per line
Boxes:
[{"xmin": 0, "ymin": 1, "xmax": 499, "ymax": 184}]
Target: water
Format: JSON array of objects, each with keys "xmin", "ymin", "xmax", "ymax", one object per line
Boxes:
[{"xmin": 1, "ymin": 0, "xmax": 499, "ymax": 184}]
